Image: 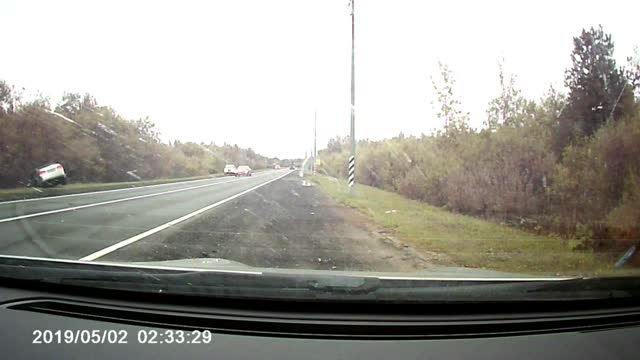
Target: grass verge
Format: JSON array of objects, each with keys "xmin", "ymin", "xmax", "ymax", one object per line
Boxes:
[
  {"xmin": 0, "ymin": 174, "xmax": 224, "ymax": 201},
  {"xmin": 311, "ymin": 175, "xmax": 631, "ymax": 276}
]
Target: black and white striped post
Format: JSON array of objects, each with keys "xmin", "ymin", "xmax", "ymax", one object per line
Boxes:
[{"xmin": 348, "ymin": 155, "xmax": 355, "ymax": 188}]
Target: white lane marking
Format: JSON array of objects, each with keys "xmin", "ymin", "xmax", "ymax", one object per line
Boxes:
[
  {"xmin": 0, "ymin": 176, "xmax": 227, "ymax": 205},
  {"xmin": 0, "ymin": 173, "xmax": 272, "ymax": 224},
  {"xmin": 0, "ymin": 254, "xmax": 262, "ymax": 275},
  {"xmin": 0, "ymin": 171, "xmax": 272, "ymax": 206},
  {"xmin": 80, "ymin": 170, "xmax": 293, "ymax": 261}
]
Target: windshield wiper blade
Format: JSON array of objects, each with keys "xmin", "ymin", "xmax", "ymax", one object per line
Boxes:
[
  {"xmin": 0, "ymin": 256, "xmax": 639, "ymax": 303},
  {"xmin": 526, "ymin": 277, "xmax": 640, "ymax": 297}
]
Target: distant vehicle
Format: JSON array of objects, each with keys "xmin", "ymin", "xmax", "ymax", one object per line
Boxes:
[
  {"xmin": 289, "ymin": 165, "xmax": 296, "ymax": 170},
  {"xmin": 223, "ymin": 164, "xmax": 237, "ymax": 176},
  {"xmin": 235, "ymin": 165, "xmax": 252, "ymax": 176},
  {"xmin": 29, "ymin": 163, "xmax": 67, "ymax": 187},
  {"xmin": 274, "ymin": 164, "xmax": 281, "ymax": 169}
]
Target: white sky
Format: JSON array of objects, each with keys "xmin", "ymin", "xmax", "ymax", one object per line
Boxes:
[{"xmin": 1, "ymin": 0, "xmax": 638, "ymax": 158}]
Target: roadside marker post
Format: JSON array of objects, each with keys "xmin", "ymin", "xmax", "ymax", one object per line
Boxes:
[{"xmin": 348, "ymin": 155, "xmax": 355, "ymax": 188}]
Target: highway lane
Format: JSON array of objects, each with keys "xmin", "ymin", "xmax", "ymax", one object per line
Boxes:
[
  {"xmin": 0, "ymin": 169, "xmax": 291, "ymax": 260},
  {"xmin": 0, "ymin": 172, "xmax": 270, "ymax": 221},
  {"xmin": 99, "ymin": 172, "xmax": 429, "ymax": 272}
]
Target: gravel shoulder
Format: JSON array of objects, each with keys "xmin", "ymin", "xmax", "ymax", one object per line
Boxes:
[{"xmin": 102, "ymin": 173, "xmax": 433, "ymax": 272}]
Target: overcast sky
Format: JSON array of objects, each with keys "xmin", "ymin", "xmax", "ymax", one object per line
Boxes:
[{"xmin": 1, "ymin": 0, "xmax": 639, "ymax": 158}]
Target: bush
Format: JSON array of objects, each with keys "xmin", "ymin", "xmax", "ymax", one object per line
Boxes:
[
  {"xmin": 0, "ymin": 87, "xmax": 271, "ymax": 187},
  {"xmin": 319, "ymin": 108, "xmax": 640, "ymax": 249}
]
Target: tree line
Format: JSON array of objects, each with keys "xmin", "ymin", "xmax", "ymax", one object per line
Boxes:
[
  {"xmin": 319, "ymin": 26, "xmax": 640, "ymax": 249},
  {"xmin": 0, "ymin": 88, "xmax": 274, "ymax": 188}
]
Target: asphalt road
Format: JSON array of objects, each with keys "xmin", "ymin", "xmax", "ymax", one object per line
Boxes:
[
  {"xmin": 0, "ymin": 169, "xmax": 427, "ymax": 272},
  {"xmin": 0, "ymin": 170, "xmax": 291, "ymax": 260}
]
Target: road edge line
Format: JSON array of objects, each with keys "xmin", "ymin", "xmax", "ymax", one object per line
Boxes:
[{"xmin": 79, "ymin": 170, "xmax": 292, "ymax": 261}]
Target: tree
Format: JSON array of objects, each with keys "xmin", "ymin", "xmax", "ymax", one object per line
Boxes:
[
  {"xmin": 562, "ymin": 26, "xmax": 634, "ymax": 141},
  {"xmin": 0, "ymin": 80, "xmax": 20, "ymax": 115},
  {"xmin": 24, "ymin": 92, "xmax": 52, "ymax": 110},
  {"xmin": 134, "ymin": 117, "xmax": 161, "ymax": 143},
  {"xmin": 55, "ymin": 93, "xmax": 97, "ymax": 118},
  {"xmin": 326, "ymin": 136, "xmax": 347, "ymax": 153},
  {"xmin": 625, "ymin": 46, "xmax": 640, "ymax": 99},
  {"xmin": 55, "ymin": 92, "xmax": 82, "ymax": 117},
  {"xmin": 538, "ymin": 86, "xmax": 566, "ymax": 124},
  {"xmin": 0, "ymin": 81, "xmax": 271, "ymax": 187},
  {"xmin": 485, "ymin": 59, "xmax": 535, "ymax": 130},
  {"xmin": 431, "ymin": 62, "xmax": 470, "ymax": 135}
]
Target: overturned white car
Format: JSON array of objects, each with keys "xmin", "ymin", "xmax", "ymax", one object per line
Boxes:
[{"xmin": 29, "ymin": 163, "xmax": 67, "ymax": 187}]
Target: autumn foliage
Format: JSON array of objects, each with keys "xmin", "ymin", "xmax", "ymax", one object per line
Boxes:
[
  {"xmin": 0, "ymin": 89, "xmax": 272, "ymax": 187},
  {"xmin": 319, "ymin": 26, "xmax": 640, "ymax": 248}
]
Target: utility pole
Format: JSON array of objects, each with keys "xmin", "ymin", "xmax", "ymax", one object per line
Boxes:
[
  {"xmin": 11, "ymin": 85, "xmax": 17, "ymax": 113},
  {"xmin": 348, "ymin": 0, "xmax": 356, "ymax": 191},
  {"xmin": 313, "ymin": 109, "xmax": 317, "ymax": 176}
]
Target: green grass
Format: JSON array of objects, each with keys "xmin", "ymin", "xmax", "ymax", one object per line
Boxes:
[
  {"xmin": 311, "ymin": 175, "xmax": 631, "ymax": 276},
  {"xmin": 0, "ymin": 174, "xmax": 223, "ymax": 201}
]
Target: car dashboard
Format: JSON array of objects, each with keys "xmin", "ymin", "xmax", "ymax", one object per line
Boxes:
[{"xmin": 1, "ymin": 282, "xmax": 638, "ymax": 360}]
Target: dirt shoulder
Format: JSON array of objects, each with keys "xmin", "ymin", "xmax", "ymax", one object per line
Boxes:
[
  {"xmin": 102, "ymin": 173, "xmax": 434, "ymax": 272},
  {"xmin": 310, "ymin": 175, "xmax": 626, "ymax": 276}
]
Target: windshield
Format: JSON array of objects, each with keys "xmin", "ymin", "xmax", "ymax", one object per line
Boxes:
[{"xmin": 0, "ymin": 0, "xmax": 639, "ymax": 302}]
